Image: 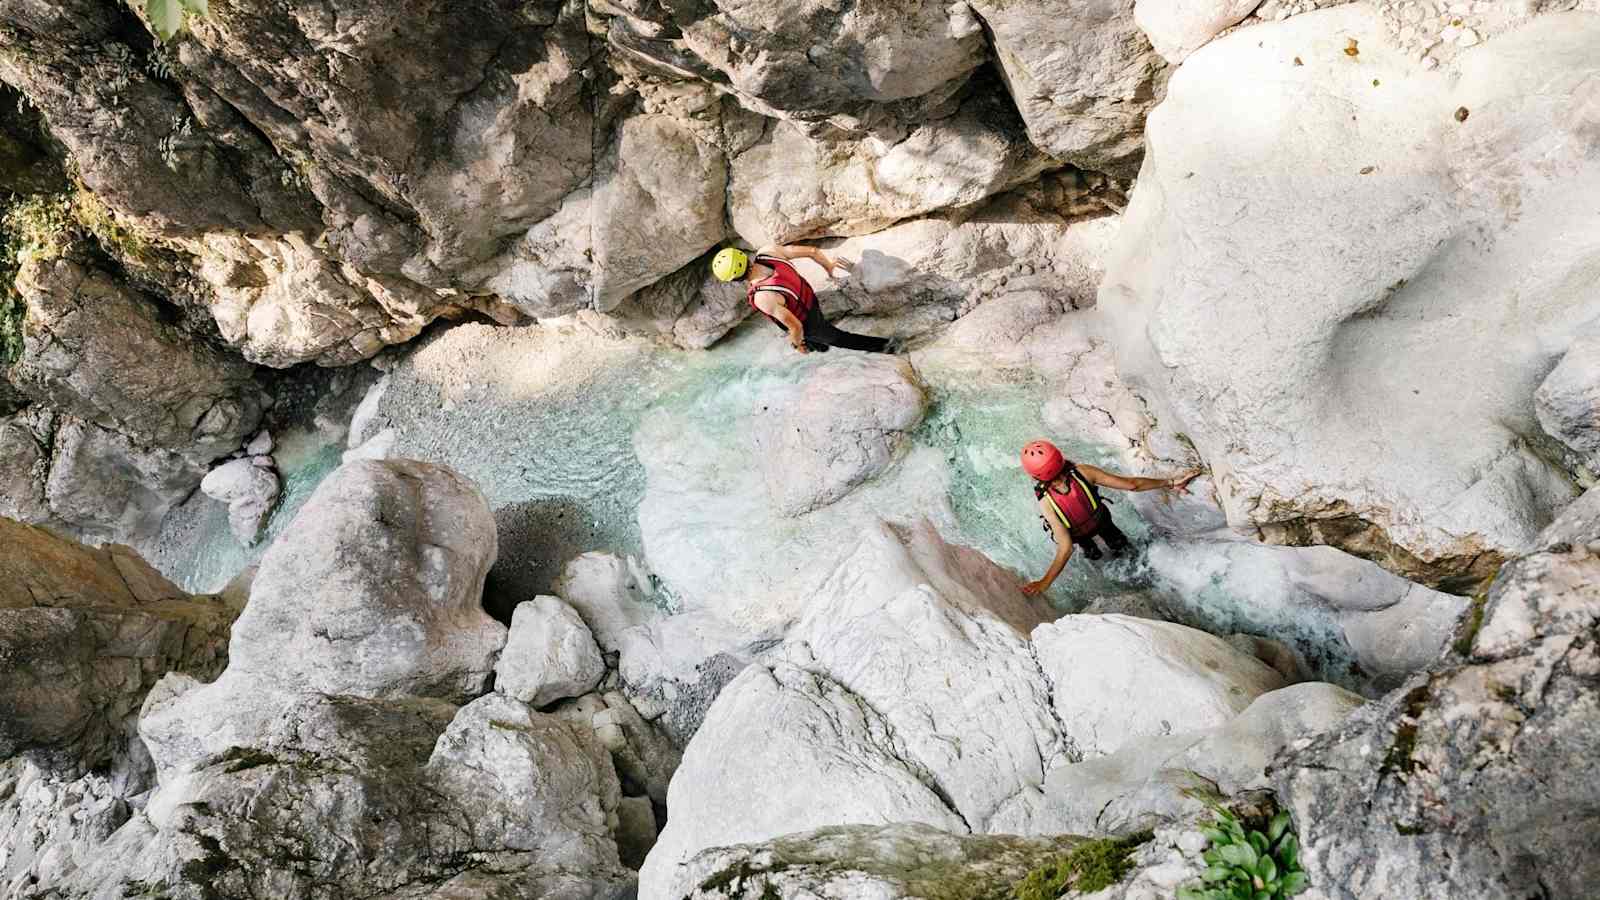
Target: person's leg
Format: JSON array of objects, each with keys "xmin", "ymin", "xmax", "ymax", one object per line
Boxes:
[
  {"xmin": 803, "ymin": 306, "xmax": 891, "ymax": 353},
  {"xmin": 1097, "ymin": 514, "xmax": 1131, "ymax": 557}
]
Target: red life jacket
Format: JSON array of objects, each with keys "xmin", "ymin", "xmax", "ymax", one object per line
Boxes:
[
  {"xmin": 747, "ymin": 255, "xmax": 816, "ymax": 329},
  {"xmin": 1037, "ymin": 465, "xmax": 1104, "ymax": 538}
]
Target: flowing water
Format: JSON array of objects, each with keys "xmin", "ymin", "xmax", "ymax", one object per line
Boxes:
[{"xmin": 157, "ymin": 318, "xmax": 1162, "ymax": 613}]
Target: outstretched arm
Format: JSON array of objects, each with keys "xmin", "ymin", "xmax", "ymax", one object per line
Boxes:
[
  {"xmin": 757, "ymin": 243, "xmax": 849, "ymax": 277},
  {"xmin": 753, "ymin": 291, "xmax": 808, "ymax": 353},
  {"xmin": 1022, "ymin": 496, "xmax": 1074, "ymax": 595},
  {"xmin": 1079, "ymin": 464, "xmax": 1202, "ymax": 493}
]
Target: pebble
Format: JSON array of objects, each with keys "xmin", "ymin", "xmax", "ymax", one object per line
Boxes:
[
  {"xmin": 1425, "ymin": 56, "xmax": 1440, "ymax": 69},
  {"xmin": 1457, "ymin": 28, "xmax": 1480, "ymax": 46},
  {"xmin": 1177, "ymin": 830, "xmax": 1210, "ymax": 855},
  {"xmin": 250, "ymin": 455, "xmax": 274, "ymax": 469}
]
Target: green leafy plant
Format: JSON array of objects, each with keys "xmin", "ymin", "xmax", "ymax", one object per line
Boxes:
[
  {"xmin": 1177, "ymin": 807, "xmax": 1308, "ymax": 900},
  {"xmin": 140, "ymin": 0, "xmax": 209, "ymax": 42},
  {"xmin": 1013, "ymin": 831, "xmax": 1151, "ymax": 900}
]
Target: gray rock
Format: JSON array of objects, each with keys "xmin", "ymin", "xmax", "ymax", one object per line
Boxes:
[
  {"xmin": 1040, "ymin": 682, "xmax": 1363, "ymax": 836},
  {"xmin": 425, "ymin": 693, "xmax": 624, "ymax": 869},
  {"xmin": 637, "ymin": 662, "xmax": 971, "ymax": 899},
  {"xmin": 11, "ymin": 255, "xmax": 264, "ymax": 460},
  {"xmin": 44, "ymin": 417, "xmax": 207, "ymax": 545},
  {"xmin": 0, "ymin": 410, "xmax": 54, "ymax": 526},
  {"xmin": 753, "ymin": 356, "xmax": 926, "ymax": 516},
  {"xmin": 244, "ymin": 429, "xmax": 273, "ymax": 456},
  {"xmin": 591, "ymin": 113, "xmax": 729, "ymax": 311},
  {"xmin": 608, "ymin": 0, "xmax": 986, "ymax": 127},
  {"xmin": 200, "ymin": 458, "xmax": 281, "ymax": 546},
  {"xmin": 1274, "ymin": 485, "xmax": 1600, "ymax": 900},
  {"xmin": 666, "ymin": 823, "xmax": 1079, "ymax": 900},
  {"xmin": 971, "ymin": 0, "xmax": 1167, "ymax": 176},
  {"xmin": 1536, "ymin": 326, "xmax": 1600, "ymax": 473},
  {"xmin": 495, "ymin": 596, "xmax": 607, "ymax": 708},
  {"xmin": 0, "ymin": 516, "xmax": 235, "ymax": 773},
  {"xmin": 728, "ymin": 78, "xmax": 1054, "ymax": 243},
  {"xmin": 220, "ymin": 459, "xmax": 506, "ymax": 702},
  {"xmin": 615, "ymin": 795, "xmax": 658, "ymax": 871}
]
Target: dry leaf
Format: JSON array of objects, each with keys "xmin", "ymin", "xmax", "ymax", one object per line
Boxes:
[
  {"xmin": 1454, "ymin": 106, "xmax": 1470, "ymax": 122},
  {"xmin": 1360, "ymin": 166, "xmax": 1375, "ymax": 175},
  {"xmin": 1344, "ymin": 38, "xmax": 1359, "ymax": 57}
]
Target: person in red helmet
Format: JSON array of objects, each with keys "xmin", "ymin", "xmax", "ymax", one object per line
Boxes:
[{"xmin": 1019, "ymin": 439, "xmax": 1201, "ymax": 596}]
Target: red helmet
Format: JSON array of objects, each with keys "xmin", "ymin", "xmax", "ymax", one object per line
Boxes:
[{"xmin": 1021, "ymin": 440, "xmax": 1065, "ymax": 481}]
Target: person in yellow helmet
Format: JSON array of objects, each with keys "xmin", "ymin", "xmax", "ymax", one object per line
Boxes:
[{"xmin": 713, "ymin": 244, "xmax": 896, "ymax": 354}]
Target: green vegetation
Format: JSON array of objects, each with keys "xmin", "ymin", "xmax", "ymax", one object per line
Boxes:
[
  {"xmin": 1012, "ymin": 832, "xmax": 1151, "ymax": 900},
  {"xmin": 1452, "ymin": 592, "xmax": 1489, "ymax": 657},
  {"xmin": 1177, "ymin": 807, "xmax": 1308, "ymax": 900},
  {"xmin": 141, "ymin": 0, "xmax": 210, "ymax": 42},
  {"xmin": 0, "ymin": 191, "xmax": 70, "ymax": 368}
]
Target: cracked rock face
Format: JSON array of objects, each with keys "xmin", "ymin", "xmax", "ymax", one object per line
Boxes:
[
  {"xmin": 0, "ymin": 517, "xmax": 236, "ymax": 774},
  {"xmin": 1101, "ymin": 6, "xmax": 1600, "ymax": 590},
  {"xmin": 1274, "ymin": 485, "xmax": 1600, "ymax": 900},
  {"xmin": 639, "ymin": 520, "xmax": 1362, "ymax": 897},
  {"xmin": 11, "ymin": 254, "xmax": 264, "ymax": 461}
]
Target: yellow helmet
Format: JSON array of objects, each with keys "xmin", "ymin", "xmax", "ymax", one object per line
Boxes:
[{"xmin": 711, "ymin": 247, "xmax": 749, "ymax": 282}]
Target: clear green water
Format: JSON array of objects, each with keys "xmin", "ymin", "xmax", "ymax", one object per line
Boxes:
[
  {"xmin": 167, "ymin": 431, "xmax": 346, "ymax": 593},
  {"xmin": 162, "ymin": 321, "xmax": 1159, "ymax": 612}
]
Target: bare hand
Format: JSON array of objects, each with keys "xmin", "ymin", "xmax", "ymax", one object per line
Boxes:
[
  {"xmin": 791, "ymin": 338, "xmax": 810, "ymax": 354},
  {"xmin": 1167, "ymin": 469, "xmax": 1203, "ymax": 494},
  {"xmin": 1021, "ymin": 579, "xmax": 1049, "ymax": 596},
  {"xmin": 824, "ymin": 255, "xmax": 851, "ymax": 278}
]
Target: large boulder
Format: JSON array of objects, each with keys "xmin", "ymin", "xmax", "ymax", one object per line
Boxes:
[
  {"xmin": 755, "ymin": 356, "xmax": 926, "ymax": 516},
  {"xmin": 1536, "ymin": 324, "xmax": 1600, "ymax": 474},
  {"xmin": 1033, "ymin": 614, "xmax": 1286, "ymax": 758},
  {"xmin": 1100, "ymin": 7, "xmax": 1600, "ymax": 590},
  {"xmin": 591, "ymin": 113, "xmax": 729, "ymax": 310},
  {"xmin": 728, "ymin": 77, "xmax": 1055, "ymax": 243},
  {"xmin": 637, "ymin": 662, "xmax": 972, "ymax": 899},
  {"xmin": 1134, "ymin": 0, "xmax": 1262, "ymax": 63},
  {"xmin": 969, "ymin": 0, "xmax": 1167, "ymax": 176},
  {"xmin": 0, "ymin": 517, "xmax": 235, "ymax": 772},
  {"xmin": 1041, "ymin": 682, "xmax": 1362, "ymax": 837},
  {"xmin": 1275, "ymin": 485, "xmax": 1600, "ymax": 900},
  {"xmin": 219, "ymin": 459, "xmax": 505, "ymax": 701},
  {"xmin": 43, "ymin": 417, "xmax": 207, "ymax": 546},
  {"xmin": 11, "ymin": 255, "xmax": 264, "ymax": 459},
  {"xmin": 425, "ymin": 693, "xmax": 624, "ymax": 868},
  {"xmin": 495, "ymin": 595, "xmax": 607, "ymax": 708},
  {"xmin": 1145, "ymin": 537, "xmax": 1470, "ymax": 691},
  {"xmin": 601, "ymin": 0, "xmax": 987, "ymax": 127}
]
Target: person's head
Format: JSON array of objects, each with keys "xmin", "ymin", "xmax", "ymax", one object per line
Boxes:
[
  {"xmin": 1021, "ymin": 440, "xmax": 1065, "ymax": 482},
  {"xmin": 712, "ymin": 247, "xmax": 751, "ymax": 282}
]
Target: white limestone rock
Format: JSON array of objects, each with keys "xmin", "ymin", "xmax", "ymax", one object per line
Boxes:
[
  {"xmin": 206, "ymin": 459, "xmax": 505, "ymax": 702},
  {"xmin": 1032, "ymin": 614, "xmax": 1286, "ymax": 757},
  {"xmin": 1101, "ymin": 6, "xmax": 1600, "ymax": 588},
  {"xmin": 754, "ymin": 356, "xmax": 927, "ymax": 516},
  {"xmin": 495, "ymin": 596, "xmax": 607, "ymax": 708},
  {"xmin": 1135, "ymin": 0, "xmax": 1265, "ymax": 63},
  {"xmin": 200, "ymin": 458, "xmax": 281, "ymax": 546},
  {"xmin": 636, "ymin": 662, "xmax": 970, "ymax": 900}
]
